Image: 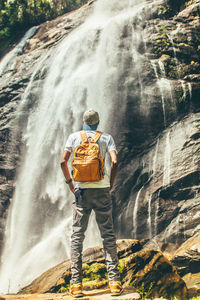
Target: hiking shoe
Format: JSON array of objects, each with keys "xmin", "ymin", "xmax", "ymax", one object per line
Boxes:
[
  {"xmin": 70, "ymin": 282, "xmax": 83, "ymax": 298},
  {"xmin": 110, "ymin": 281, "xmax": 123, "ymax": 296}
]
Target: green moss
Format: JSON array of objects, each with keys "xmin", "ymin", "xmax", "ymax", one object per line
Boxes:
[
  {"xmin": 118, "ymin": 258, "xmax": 128, "ymax": 274},
  {"xmin": 175, "ymin": 87, "xmax": 184, "ymax": 103},
  {"xmin": 154, "ymin": 25, "xmax": 173, "ymax": 53},
  {"xmin": 135, "ymin": 282, "xmax": 154, "ymax": 299},
  {"xmin": 157, "ymin": 5, "xmax": 168, "ymax": 15},
  {"xmin": 168, "ymin": 70, "xmax": 178, "ymax": 79},
  {"xmin": 156, "ymin": 39, "xmax": 162, "ymax": 44},
  {"xmin": 57, "ymin": 263, "xmax": 109, "ymax": 293},
  {"xmin": 59, "ymin": 285, "xmax": 69, "ymax": 293},
  {"xmin": 57, "ymin": 283, "xmax": 70, "ymax": 293},
  {"xmin": 173, "ymin": 298, "xmax": 200, "ymax": 300},
  {"xmin": 82, "ymin": 262, "xmax": 108, "ymax": 282}
]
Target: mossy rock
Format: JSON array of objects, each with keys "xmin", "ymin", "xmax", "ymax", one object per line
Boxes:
[
  {"xmin": 83, "ymin": 262, "xmax": 108, "ymax": 282},
  {"xmin": 118, "ymin": 258, "xmax": 129, "ymax": 274}
]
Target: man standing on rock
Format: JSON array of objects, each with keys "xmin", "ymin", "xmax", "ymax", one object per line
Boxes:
[{"xmin": 61, "ymin": 109, "xmax": 122, "ymax": 298}]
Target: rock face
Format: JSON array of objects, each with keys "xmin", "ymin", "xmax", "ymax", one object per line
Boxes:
[
  {"xmin": 0, "ymin": 0, "xmax": 199, "ymax": 294},
  {"xmin": 171, "ymin": 232, "xmax": 200, "ymax": 296},
  {"xmin": 20, "ymin": 239, "xmax": 187, "ymax": 299},
  {"xmin": 111, "ymin": 0, "xmax": 200, "ymax": 245}
]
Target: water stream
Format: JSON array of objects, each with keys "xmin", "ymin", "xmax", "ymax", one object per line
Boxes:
[
  {"xmin": 163, "ymin": 131, "xmax": 171, "ymax": 186},
  {"xmin": 148, "ymin": 138, "xmax": 159, "ymax": 238},
  {"xmin": 133, "ymin": 188, "xmax": 143, "ymax": 239}
]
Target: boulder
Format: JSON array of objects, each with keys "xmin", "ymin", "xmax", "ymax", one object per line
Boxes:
[
  {"xmin": 20, "ymin": 240, "xmax": 187, "ymax": 299},
  {"xmin": 171, "ymin": 233, "xmax": 200, "ymax": 296}
]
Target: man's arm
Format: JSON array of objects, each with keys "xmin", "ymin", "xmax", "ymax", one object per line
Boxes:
[
  {"xmin": 60, "ymin": 150, "xmax": 75, "ymax": 194},
  {"xmin": 109, "ymin": 150, "xmax": 118, "ymax": 191}
]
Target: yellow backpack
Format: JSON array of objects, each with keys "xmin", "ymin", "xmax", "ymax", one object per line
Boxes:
[{"xmin": 72, "ymin": 130, "xmax": 104, "ymax": 182}]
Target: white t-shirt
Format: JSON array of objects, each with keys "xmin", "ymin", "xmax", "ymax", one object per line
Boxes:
[{"xmin": 64, "ymin": 130, "xmax": 117, "ymax": 189}]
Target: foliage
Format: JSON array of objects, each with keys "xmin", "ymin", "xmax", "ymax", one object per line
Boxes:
[
  {"xmin": 135, "ymin": 282, "xmax": 154, "ymax": 300},
  {"xmin": 138, "ymin": 296, "xmax": 200, "ymax": 300},
  {"xmin": 157, "ymin": 4, "xmax": 170, "ymax": 18},
  {"xmin": 58, "ymin": 284, "xmax": 70, "ymax": 292},
  {"xmin": 82, "ymin": 262, "xmax": 108, "ymax": 282},
  {"xmin": 0, "ymin": 0, "xmax": 88, "ymax": 54},
  {"xmin": 171, "ymin": 296, "xmax": 200, "ymax": 300},
  {"xmin": 118, "ymin": 258, "xmax": 128, "ymax": 274}
]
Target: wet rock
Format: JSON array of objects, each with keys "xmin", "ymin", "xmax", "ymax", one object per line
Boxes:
[
  {"xmin": 184, "ymin": 74, "xmax": 200, "ymax": 81},
  {"xmin": 175, "ymin": 2, "xmax": 200, "ymax": 22},
  {"xmin": 19, "ymin": 240, "xmax": 187, "ymax": 299},
  {"xmin": 183, "ymin": 273, "xmax": 200, "ymax": 297},
  {"xmin": 114, "ymin": 113, "xmax": 200, "ymax": 246},
  {"xmin": 170, "ymin": 233, "xmax": 200, "ymax": 296},
  {"xmin": 171, "ymin": 234, "xmax": 200, "ymax": 275}
]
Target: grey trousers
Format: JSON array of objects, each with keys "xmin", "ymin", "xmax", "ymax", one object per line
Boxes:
[{"xmin": 70, "ymin": 188, "xmax": 120, "ymax": 284}]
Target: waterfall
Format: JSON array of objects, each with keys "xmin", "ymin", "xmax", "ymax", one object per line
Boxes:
[
  {"xmin": 133, "ymin": 187, "xmax": 142, "ymax": 238},
  {"xmin": 151, "ymin": 61, "xmax": 167, "ymax": 127},
  {"xmin": 148, "ymin": 139, "xmax": 159, "ymax": 238},
  {"xmin": 0, "ymin": 0, "xmax": 165, "ymax": 293},
  {"xmin": 163, "ymin": 131, "xmax": 171, "ymax": 186},
  {"xmin": 154, "ymin": 196, "xmax": 160, "ymax": 236}
]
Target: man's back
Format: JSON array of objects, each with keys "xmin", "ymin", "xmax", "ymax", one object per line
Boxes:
[{"xmin": 64, "ymin": 130, "xmax": 117, "ymax": 189}]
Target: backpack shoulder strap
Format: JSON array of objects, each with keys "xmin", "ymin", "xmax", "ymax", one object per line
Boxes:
[
  {"xmin": 80, "ymin": 130, "xmax": 88, "ymax": 143},
  {"xmin": 92, "ymin": 131, "xmax": 102, "ymax": 143}
]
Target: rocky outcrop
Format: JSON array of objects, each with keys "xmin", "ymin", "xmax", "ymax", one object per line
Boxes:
[
  {"xmin": 19, "ymin": 240, "xmax": 187, "ymax": 299},
  {"xmin": 112, "ymin": 0, "xmax": 200, "ymax": 246},
  {"xmin": 171, "ymin": 233, "xmax": 200, "ymax": 297},
  {"xmin": 172, "ymin": 232, "xmax": 200, "ymax": 276}
]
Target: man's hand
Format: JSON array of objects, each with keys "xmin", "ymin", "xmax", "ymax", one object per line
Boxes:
[{"xmin": 61, "ymin": 150, "xmax": 75, "ymax": 194}]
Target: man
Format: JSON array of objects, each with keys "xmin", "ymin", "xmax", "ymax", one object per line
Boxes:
[{"xmin": 61, "ymin": 109, "xmax": 122, "ymax": 298}]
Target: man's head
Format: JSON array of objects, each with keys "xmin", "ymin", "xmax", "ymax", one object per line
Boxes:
[{"xmin": 83, "ymin": 109, "xmax": 99, "ymax": 130}]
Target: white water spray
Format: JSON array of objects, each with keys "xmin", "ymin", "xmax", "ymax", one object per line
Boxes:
[
  {"xmin": 151, "ymin": 61, "xmax": 167, "ymax": 126},
  {"xmin": 151, "ymin": 59, "xmax": 175, "ymax": 127}
]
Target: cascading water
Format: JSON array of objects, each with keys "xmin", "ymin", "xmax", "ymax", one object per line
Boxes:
[
  {"xmin": 148, "ymin": 138, "xmax": 159, "ymax": 238},
  {"xmin": 163, "ymin": 131, "xmax": 171, "ymax": 186},
  {"xmin": 133, "ymin": 188, "xmax": 143, "ymax": 238},
  {"xmin": 0, "ymin": 0, "xmax": 166, "ymax": 293}
]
